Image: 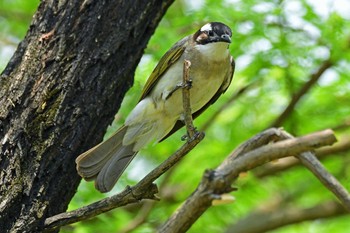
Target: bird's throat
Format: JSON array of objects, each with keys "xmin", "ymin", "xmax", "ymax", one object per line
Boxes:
[{"xmin": 195, "ymin": 42, "xmax": 230, "ymax": 61}]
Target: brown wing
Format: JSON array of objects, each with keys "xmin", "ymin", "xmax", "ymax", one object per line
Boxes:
[
  {"xmin": 138, "ymin": 37, "xmax": 188, "ymax": 101},
  {"xmin": 159, "ymin": 56, "xmax": 235, "ymax": 142}
]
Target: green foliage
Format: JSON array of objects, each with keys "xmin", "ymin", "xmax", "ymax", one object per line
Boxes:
[
  {"xmin": 2, "ymin": 0, "xmax": 350, "ymax": 232},
  {"xmin": 0, "ymin": 0, "xmax": 39, "ymax": 69}
]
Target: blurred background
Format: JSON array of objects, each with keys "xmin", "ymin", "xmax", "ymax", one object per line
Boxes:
[{"xmin": 1, "ymin": 0, "xmax": 350, "ymax": 232}]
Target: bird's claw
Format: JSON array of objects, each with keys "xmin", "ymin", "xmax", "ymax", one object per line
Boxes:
[
  {"xmin": 181, "ymin": 127, "xmax": 199, "ymax": 141},
  {"xmin": 182, "ymin": 79, "xmax": 193, "ymax": 89}
]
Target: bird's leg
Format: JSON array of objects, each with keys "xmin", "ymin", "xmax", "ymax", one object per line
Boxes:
[
  {"xmin": 165, "ymin": 83, "xmax": 184, "ymax": 100},
  {"xmin": 165, "ymin": 79, "xmax": 192, "ymax": 100},
  {"xmin": 181, "ymin": 126, "xmax": 200, "ymax": 141},
  {"xmin": 182, "ymin": 78, "xmax": 192, "ymax": 89}
]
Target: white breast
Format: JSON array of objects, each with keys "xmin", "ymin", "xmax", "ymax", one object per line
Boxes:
[{"xmin": 152, "ymin": 41, "xmax": 231, "ymax": 119}]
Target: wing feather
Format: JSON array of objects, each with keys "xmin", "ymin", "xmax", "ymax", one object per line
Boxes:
[{"xmin": 139, "ymin": 36, "xmax": 188, "ymax": 100}]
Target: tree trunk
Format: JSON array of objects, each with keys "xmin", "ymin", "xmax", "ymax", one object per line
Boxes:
[{"xmin": 0, "ymin": 0, "xmax": 173, "ymax": 232}]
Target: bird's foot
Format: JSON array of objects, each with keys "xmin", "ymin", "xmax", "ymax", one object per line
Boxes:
[
  {"xmin": 181, "ymin": 127, "xmax": 199, "ymax": 141},
  {"xmin": 182, "ymin": 78, "xmax": 193, "ymax": 89}
]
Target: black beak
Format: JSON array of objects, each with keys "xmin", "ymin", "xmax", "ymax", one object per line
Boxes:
[{"xmin": 220, "ymin": 34, "xmax": 231, "ymax": 43}]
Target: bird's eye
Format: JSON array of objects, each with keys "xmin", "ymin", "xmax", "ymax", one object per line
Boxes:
[{"xmin": 208, "ymin": 30, "xmax": 214, "ymax": 37}]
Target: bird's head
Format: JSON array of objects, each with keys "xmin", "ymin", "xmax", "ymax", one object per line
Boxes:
[
  {"xmin": 193, "ymin": 22, "xmax": 232, "ymax": 45},
  {"xmin": 193, "ymin": 22, "xmax": 232, "ymax": 60}
]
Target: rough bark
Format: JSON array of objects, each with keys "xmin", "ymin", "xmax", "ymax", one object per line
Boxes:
[{"xmin": 0, "ymin": 0, "xmax": 173, "ymax": 232}]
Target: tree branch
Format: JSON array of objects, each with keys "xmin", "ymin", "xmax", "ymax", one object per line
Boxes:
[
  {"xmin": 298, "ymin": 152, "xmax": 350, "ymax": 211},
  {"xmin": 274, "ymin": 131, "xmax": 350, "ymax": 212},
  {"xmin": 255, "ymin": 137, "xmax": 350, "ymax": 178},
  {"xmin": 43, "ymin": 131, "xmax": 204, "ymax": 231},
  {"xmin": 270, "ymin": 59, "xmax": 333, "ymax": 127},
  {"xmin": 159, "ymin": 128, "xmax": 337, "ymax": 232}
]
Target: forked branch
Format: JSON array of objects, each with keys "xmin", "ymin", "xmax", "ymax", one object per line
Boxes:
[{"xmin": 159, "ymin": 128, "xmax": 339, "ymax": 232}]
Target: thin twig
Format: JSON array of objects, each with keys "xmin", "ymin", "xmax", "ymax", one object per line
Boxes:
[
  {"xmin": 44, "ymin": 183, "xmax": 159, "ymax": 232},
  {"xmin": 298, "ymin": 152, "xmax": 350, "ymax": 211},
  {"xmin": 182, "ymin": 59, "xmax": 196, "ymax": 139},
  {"xmin": 219, "ymin": 129, "xmax": 337, "ymax": 179},
  {"xmin": 274, "ymin": 131, "xmax": 350, "ymax": 212},
  {"xmin": 255, "ymin": 137, "xmax": 350, "ymax": 178}
]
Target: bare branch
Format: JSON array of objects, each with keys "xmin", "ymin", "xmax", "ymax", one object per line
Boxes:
[
  {"xmin": 43, "ymin": 132, "xmax": 204, "ymax": 231},
  {"xmin": 273, "ymin": 131, "xmax": 350, "ymax": 212},
  {"xmin": 270, "ymin": 59, "xmax": 333, "ymax": 127},
  {"xmin": 159, "ymin": 128, "xmax": 337, "ymax": 233},
  {"xmin": 316, "ymin": 137, "xmax": 350, "ymax": 157},
  {"xmin": 225, "ymin": 201, "xmax": 346, "ymax": 233},
  {"xmin": 182, "ymin": 59, "xmax": 196, "ymax": 139},
  {"xmin": 43, "ymin": 184, "xmax": 158, "ymax": 232},
  {"xmin": 255, "ymin": 137, "xmax": 350, "ymax": 178},
  {"xmin": 298, "ymin": 152, "xmax": 350, "ymax": 211}
]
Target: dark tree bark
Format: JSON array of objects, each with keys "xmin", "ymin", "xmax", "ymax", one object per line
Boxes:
[{"xmin": 0, "ymin": 0, "xmax": 173, "ymax": 232}]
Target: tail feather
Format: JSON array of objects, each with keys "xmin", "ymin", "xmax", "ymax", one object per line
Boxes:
[
  {"xmin": 76, "ymin": 140, "xmax": 121, "ymax": 180},
  {"xmin": 76, "ymin": 109, "xmax": 177, "ymax": 192},
  {"xmin": 76, "ymin": 126, "xmax": 137, "ymax": 189},
  {"xmin": 96, "ymin": 144, "xmax": 136, "ymax": 192}
]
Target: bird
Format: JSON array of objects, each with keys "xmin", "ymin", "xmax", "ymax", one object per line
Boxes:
[{"xmin": 76, "ymin": 22, "xmax": 235, "ymax": 193}]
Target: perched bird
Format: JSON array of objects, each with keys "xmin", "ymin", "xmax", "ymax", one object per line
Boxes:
[{"xmin": 76, "ymin": 22, "xmax": 235, "ymax": 192}]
